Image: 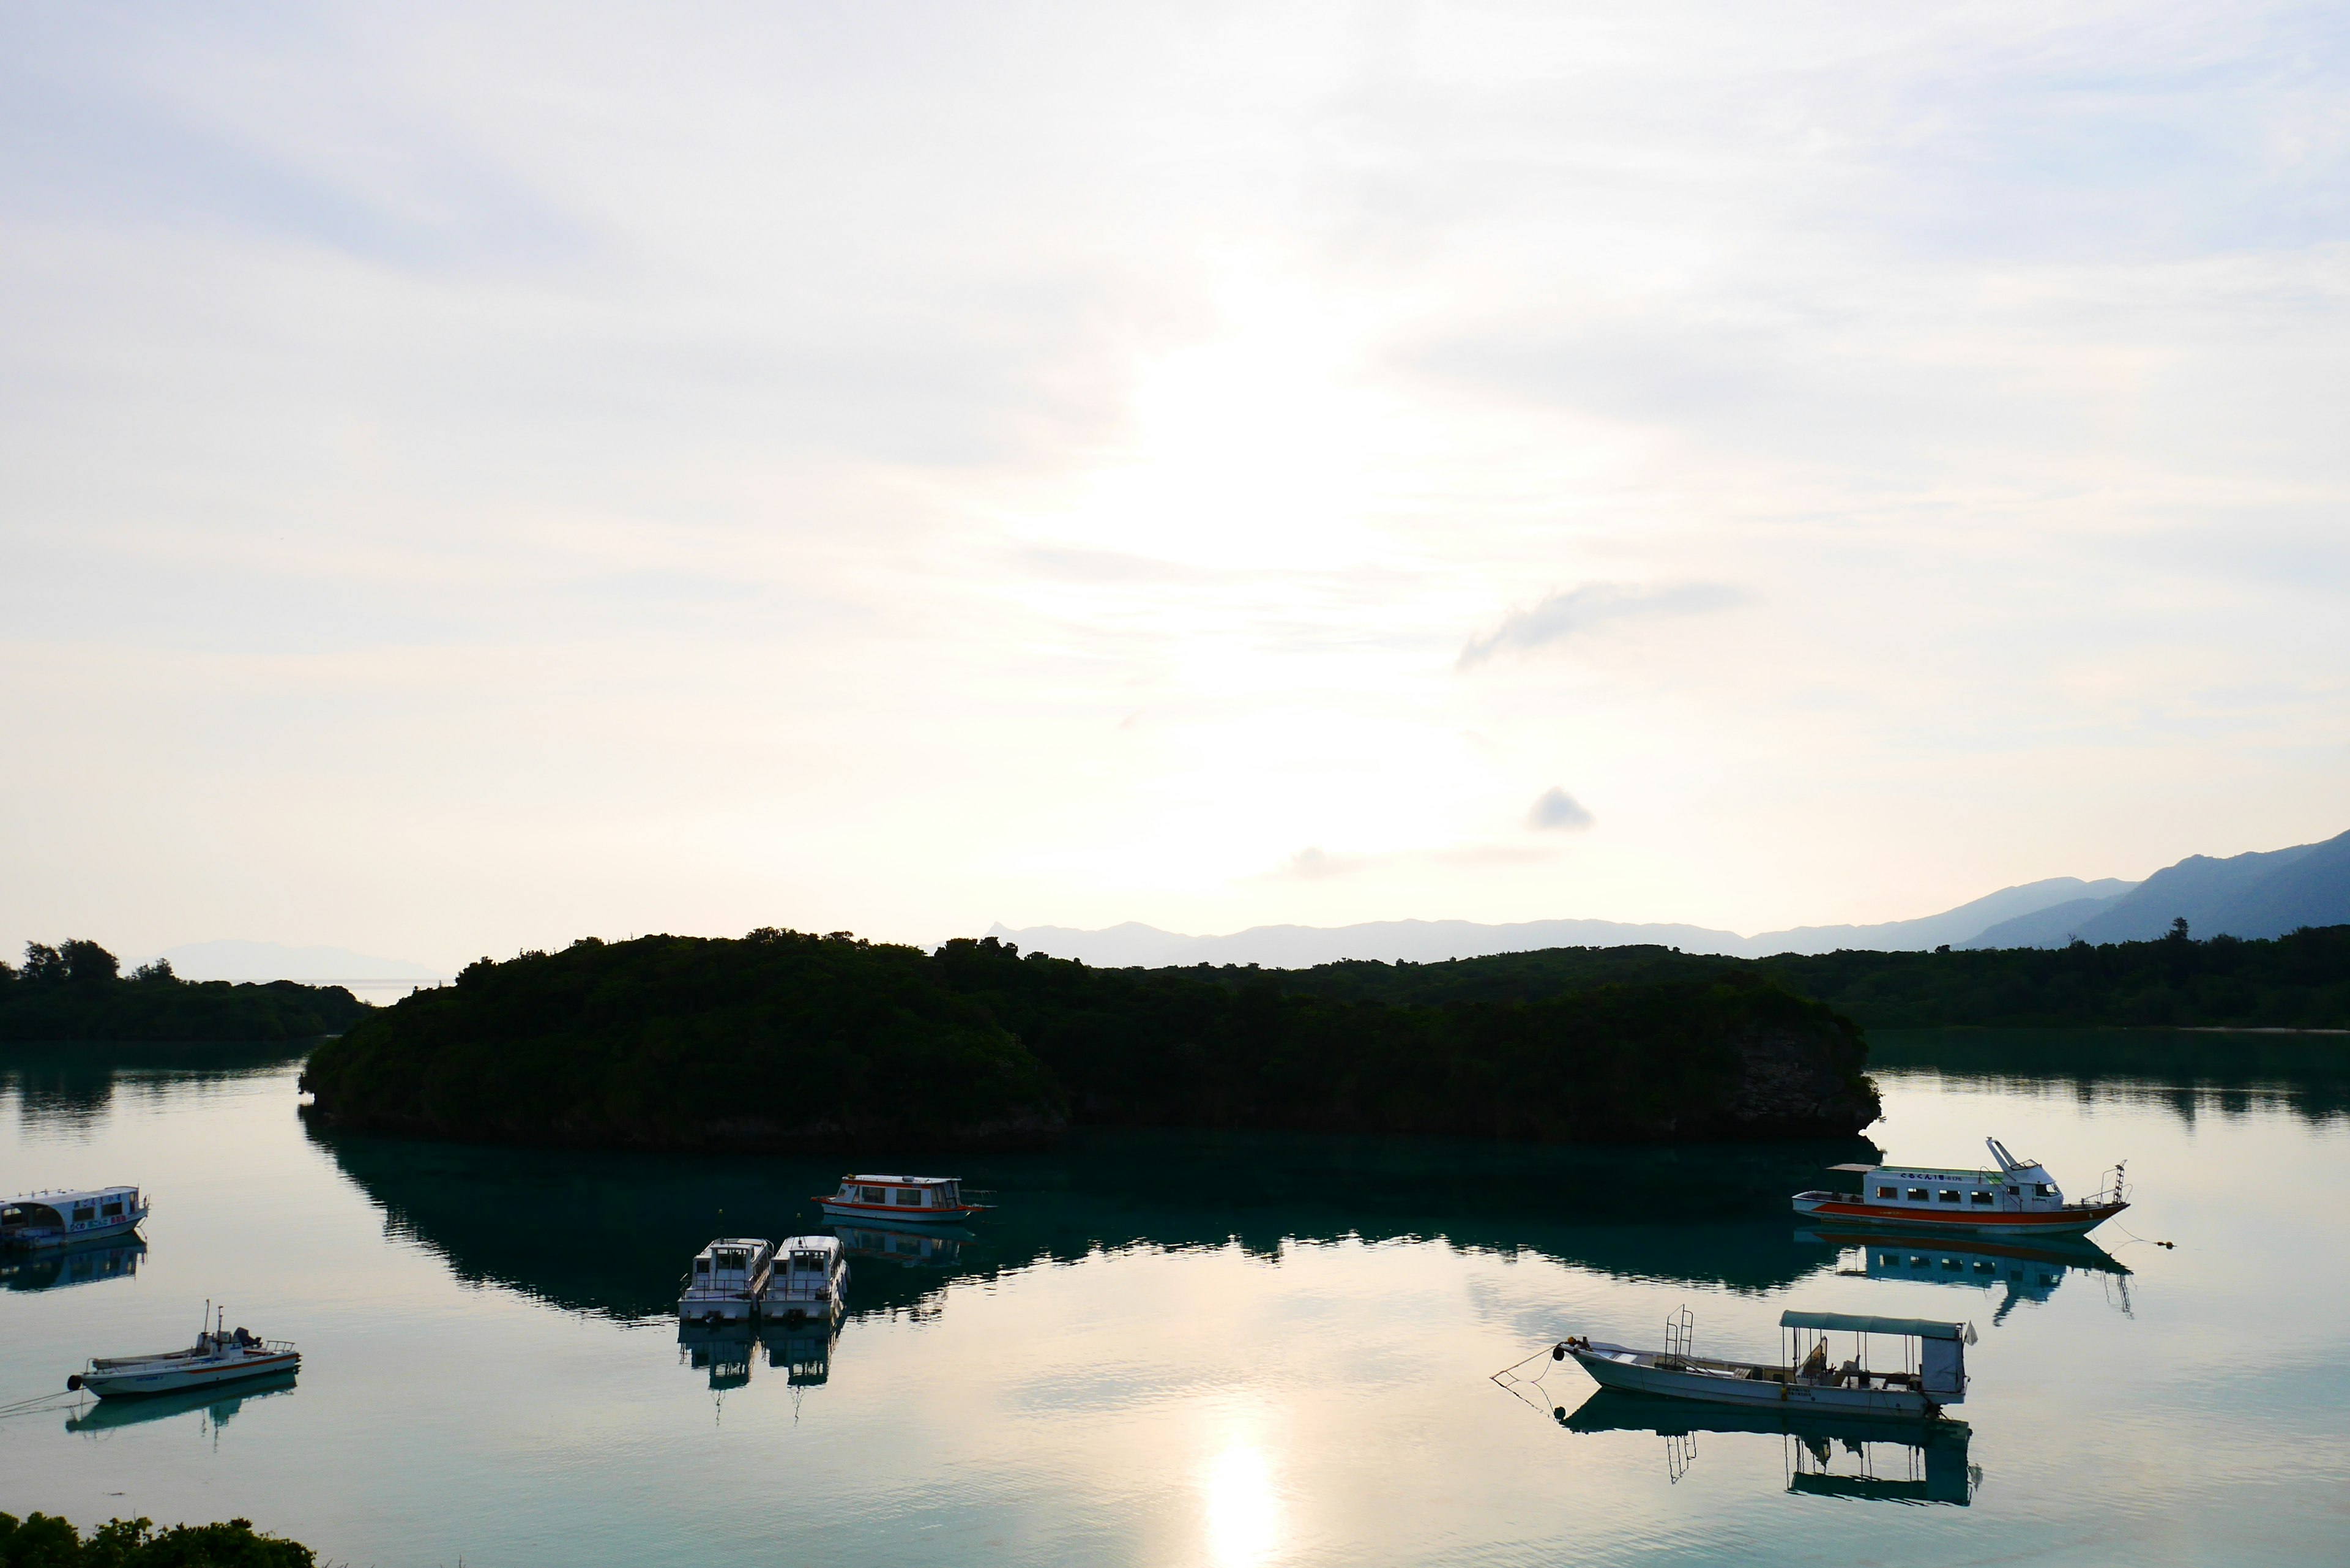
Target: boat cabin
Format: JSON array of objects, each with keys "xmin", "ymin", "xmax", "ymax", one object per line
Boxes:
[
  {"xmin": 680, "ymin": 1237, "xmax": 774, "ymax": 1313},
  {"xmin": 826, "ymin": 1174, "xmax": 969, "ymax": 1214},
  {"xmin": 1823, "ymin": 1138, "xmax": 2070, "ymax": 1213},
  {"xmin": 0, "ymin": 1187, "xmax": 145, "ymax": 1249},
  {"xmin": 1780, "ymin": 1309, "xmax": 1975, "ymax": 1405},
  {"xmin": 774, "ymin": 1235, "xmax": 843, "ymax": 1285}
]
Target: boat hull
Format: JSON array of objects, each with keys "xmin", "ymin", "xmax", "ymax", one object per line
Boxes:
[
  {"xmin": 1792, "ymin": 1195, "xmax": 2126, "ymax": 1237},
  {"xmin": 81, "ymin": 1351, "xmax": 300, "ymax": 1399},
  {"xmin": 677, "ymin": 1295, "xmax": 759, "ymax": 1324},
  {"xmin": 1567, "ymin": 1344, "xmax": 1939, "ymax": 1419},
  {"xmin": 1, "ymin": 1210, "xmax": 147, "ymax": 1252},
  {"xmin": 814, "ymin": 1198, "xmax": 981, "ymax": 1226}
]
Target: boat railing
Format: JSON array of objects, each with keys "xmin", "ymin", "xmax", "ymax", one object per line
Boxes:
[{"xmin": 2083, "ymin": 1161, "xmax": 2130, "ymax": 1208}]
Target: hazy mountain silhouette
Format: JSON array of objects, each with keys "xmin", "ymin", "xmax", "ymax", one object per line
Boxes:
[
  {"xmin": 999, "ymin": 829, "xmax": 2350, "ymax": 965},
  {"xmin": 992, "ymin": 876, "xmax": 2133, "ymax": 966},
  {"xmin": 2057, "ymin": 829, "xmax": 2350, "ymax": 944}
]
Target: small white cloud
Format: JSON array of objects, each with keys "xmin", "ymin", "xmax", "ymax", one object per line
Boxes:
[
  {"xmin": 1458, "ymin": 582, "xmax": 1742, "ymax": 670},
  {"xmin": 1528, "ymin": 787, "xmax": 1595, "ymax": 831},
  {"xmin": 1271, "ymin": 845, "xmax": 1368, "ymax": 881}
]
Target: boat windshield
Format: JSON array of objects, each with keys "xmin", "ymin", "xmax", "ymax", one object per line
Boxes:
[{"xmin": 790, "ymin": 1252, "xmax": 829, "ymax": 1271}]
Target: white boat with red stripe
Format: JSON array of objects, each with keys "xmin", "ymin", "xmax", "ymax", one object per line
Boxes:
[
  {"xmin": 69, "ymin": 1305, "xmax": 299, "ymax": 1399},
  {"xmin": 1793, "ymin": 1138, "xmax": 2128, "ymax": 1238},
  {"xmin": 815, "ymin": 1174, "xmax": 989, "ymax": 1225}
]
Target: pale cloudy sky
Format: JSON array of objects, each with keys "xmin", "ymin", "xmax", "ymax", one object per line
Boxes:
[{"xmin": 5, "ymin": 2, "xmax": 2346, "ymax": 969}]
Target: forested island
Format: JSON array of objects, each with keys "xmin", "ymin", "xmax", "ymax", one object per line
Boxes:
[
  {"xmin": 1277, "ymin": 921, "xmax": 2350, "ymax": 1029},
  {"xmin": 0, "ymin": 941, "xmax": 368, "ymax": 1043},
  {"xmin": 299, "ymin": 928, "xmax": 1879, "ymax": 1150}
]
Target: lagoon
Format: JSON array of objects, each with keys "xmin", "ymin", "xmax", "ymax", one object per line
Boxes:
[{"xmin": 1, "ymin": 1032, "xmax": 2344, "ymax": 1566}]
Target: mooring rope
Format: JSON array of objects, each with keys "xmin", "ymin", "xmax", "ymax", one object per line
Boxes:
[{"xmin": 0, "ymin": 1389, "xmax": 84, "ymax": 1422}]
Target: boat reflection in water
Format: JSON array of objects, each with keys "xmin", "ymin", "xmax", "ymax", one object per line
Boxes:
[
  {"xmin": 64, "ymin": 1368, "xmax": 299, "ymax": 1437},
  {"xmin": 676, "ymin": 1318, "xmax": 839, "ymax": 1395},
  {"xmin": 832, "ymin": 1222, "xmax": 971, "ymax": 1271},
  {"xmin": 1794, "ymin": 1226, "xmax": 2134, "ymax": 1321},
  {"xmin": 0, "ymin": 1237, "xmax": 146, "ymax": 1294},
  {"xmin": 1557, "ymin": 1390, "xmax": 1978, "ymax": 1505}
]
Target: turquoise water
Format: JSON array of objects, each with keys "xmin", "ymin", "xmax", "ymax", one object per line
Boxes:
[{"xmin": 1, "ymin": 1032, "xmax": 2344, "ymax": 1565}]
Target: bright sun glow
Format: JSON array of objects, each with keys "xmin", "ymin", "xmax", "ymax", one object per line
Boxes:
[{"xmin": 1203, "ymin": 1442, "xmax": 1281, "ymax": 1567}]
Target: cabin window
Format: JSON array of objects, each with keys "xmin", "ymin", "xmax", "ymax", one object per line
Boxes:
[
  {"xmin": 860, "ymin": 1187, "xmax": 886, "ymax": 1204},
  {"xmin": 1937, "ymin": 1190, "xmax": 1961, "ymax": 1203},
  {"xmin": 895, "ymin": 1188, "xmax": 923, "ymax": 1206},
  {"xmin": 2007, "ymin": 1185, "xmax": 2020, "ymax": 1195},
  {"xmin": 2034, "ymin": 1184, "xmax": 2053, "ymax": 1197},
  {"xmin": 695, "ymin": 1259, "xmax": 711, "ymax": 1274},
  {"xmin": 102, "ymin": 1202, "xmax": 123, "ymax": 1217},
  {"xmin": 1968, "ymin": 1192, "xmax": 1994, "ymax": 1206},
  {"xmin": 1875, "ymin": 1187, "xmax": 1896, "ymax": 1199},
  {"xmin": 73, "ymin": 1208, "xmax": 95, "ymax": 1223},
  {"xmin": 1906, "ymin": 1188, "xmax": 1928, "ymax": 1201}
]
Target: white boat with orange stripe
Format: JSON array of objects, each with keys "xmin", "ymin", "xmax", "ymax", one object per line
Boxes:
[
  {"xmin": 1793, "ymin": 1138, "xmax": 2128, "ymax": 1238},
  {"xmin": 815, "ymin": 1174, "xmax": 988, "ymax": 1225},
  {"xmin": 69, "ymin": 1305, "xmax": 299, "ymax": 1399}
]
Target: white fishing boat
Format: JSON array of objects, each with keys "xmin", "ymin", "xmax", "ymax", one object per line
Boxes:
[
  {"xmin": 1556, "ymin": 1307, "xmax": 1975, "ymax": 1419},
  {"xmin": 69, "ymin": 1306, "xmax": 299, "ymax": 1399},
  {"xmin": 678, "ymin": 1237, "xmax": 774, "ymax": 1325},
  {"xmin": 1, "ymin": 1186, "xmax": 148, "ymax": 1251},
  {"xmin": 814, "ymin": 1174, "xmax": 987, "ymax": 1225},
  {"xmin": 764, "ymin": 1234, "xmax": 848, "ymax": 1324},
  {"xmin": 1792, "ymin": 1138, "xmax": 2128, "ymax": 1237}
]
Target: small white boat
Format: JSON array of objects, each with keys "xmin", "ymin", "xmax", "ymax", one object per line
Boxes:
[
  {"xmin": 70, "ymin": 1306, "xmax": 299, "ymax": 1399},
  {"xmin": 1558, "ymin": 1307, "xmax": 1975, "ymax": 1419},
  {"xmin": 764, "ymin": 1235, "xmax": 849, "ymax": 1323},
  {"xmin": 679, "ymin": 1237, "xmax": 774, "ymax": 1325},
  {"xmin": 2, "ymin": 1186, "xmax": 149, "ymax": 1251},
  {"xmin": 814, "ymin": 1174, "xmax": 987, "ymax": 1225},
  {"xmin": 1793, "ymin": 1138, "xmax": 2128, "ymax": 1237}
]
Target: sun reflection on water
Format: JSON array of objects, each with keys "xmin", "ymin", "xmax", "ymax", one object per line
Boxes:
[{"xmin": 1203, "ymin": 1443, "xmax": 1280, "ymax": 1567}]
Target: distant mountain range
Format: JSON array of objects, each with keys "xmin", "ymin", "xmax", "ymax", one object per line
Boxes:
[
  {"xmin": 994, "ymin": 829, "xmax": 2350, "ymax": 968},
  {"xmin": 140, "ymin": 939, "xmax": 447, "ymax": 984}
]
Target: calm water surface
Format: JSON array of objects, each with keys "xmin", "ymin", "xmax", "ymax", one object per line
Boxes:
[{"xmin": 1, "ymin": 1032, "xmax": 2345, "ymax": 1566}]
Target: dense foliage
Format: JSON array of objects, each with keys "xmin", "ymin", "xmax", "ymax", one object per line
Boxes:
[
  {"xmin": 1759, "ymin": 923, "xmax": 2350, "ymax": 1027},
  {"xmin": 929, "ymin": 936, "xmax": 1873, "ymax": 1139},
  {"xmin": 301, "ymin": 930, "xmax": 1067, "ymax": 1148},
  {"xmin": 0, "ymin": 1512, "xmax": 311, "ymax": 1567},
  {"xmin": 300, "ymin": 929, "xmax": 1878, "ymax": 1149},
  {"xmin": 0, "ymin": 941, "xmax": 367, "ymax": 1043},
  {"xmin": 1270, "ymin": 923, "xmax": 2350, "ymax": 1029}
]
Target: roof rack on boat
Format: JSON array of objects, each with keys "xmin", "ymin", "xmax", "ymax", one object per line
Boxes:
[{"xmin": 1779, "ymin": 1310, "xmax": 1977, "ymax": 1343}]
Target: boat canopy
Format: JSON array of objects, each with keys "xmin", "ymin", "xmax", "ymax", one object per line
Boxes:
[{"xmin": 1780, "ymin": 1310, "xmax": 1978, "ymax": 1343}]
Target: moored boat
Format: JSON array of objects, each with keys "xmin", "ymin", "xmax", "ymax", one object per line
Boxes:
[
  {"xmin": 2, "ymin": 1186, "xmax": 149, "ymax": 1251},
  {"xmin": 1792, "ymin": 1138, "xmax": 2128, "ymax": 1237},
  {"xmin": 679, "ymin": 1237, "xmax": 774, "ymax": 1325},
  {"xmin": 765, "ymin": 1234, "xmax": 848, "ymax": 1324},
  {"xmin": 1557, "ymin": 1307, "xmax": 1975, "ymax": 1419},
  {"xmin": 815, "ymin": 1174, "xmax": 988, "ymax": 1225},
  {"xmin": 69, "ymin": 1307, "xmax": 299, "ymax": 1398}
]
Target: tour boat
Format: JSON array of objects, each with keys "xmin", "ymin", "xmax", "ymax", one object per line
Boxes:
[
  {"xmin": 678, "ymin": 1237, "xmax": 774, "ymax": 1325},
  {"xmin": 1556, "ymin": 1307, "xmax": 1975, "ymax": 1419},
  {"xmin": 1, "ymin": 1186, "xmax": 148, "ymax": 1251},
  {"xmin": 765, "ymin": 1234, "xmax": 849, "ymax": 1324},
  {"xmin": 1791, "ymin": 1138, "xmax": 2128, "ymax": 1237},
  {"xmin": 814, "ymin": 1174, "xmax": 988, "ymax": 1225},
  {"xmin": 69, "ymin": 1306, "xmax": 299, "ymax": 1399}
]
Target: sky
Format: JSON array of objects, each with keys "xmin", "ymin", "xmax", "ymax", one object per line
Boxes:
[{"xmin": 4, "ymin": 2, "xmax": 2348, "ymax": 972}]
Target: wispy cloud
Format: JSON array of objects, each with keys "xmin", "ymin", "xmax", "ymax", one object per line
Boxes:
[
  {"xmin": 1527, "ymin": 787, "xmax": 1595, "ymax": 831},
  {"xmin": 1457, "ymin": 583, "xmax": 1742, "ymax": 671}
]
